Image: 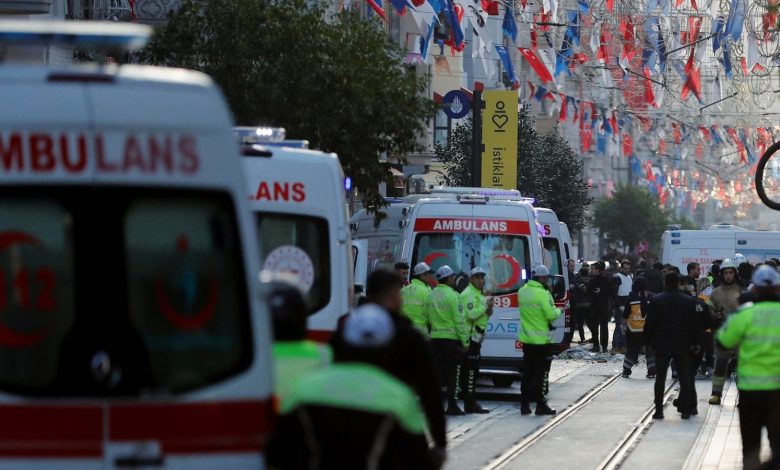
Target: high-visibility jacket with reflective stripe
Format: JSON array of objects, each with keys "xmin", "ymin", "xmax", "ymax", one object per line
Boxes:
[
  {"xmin": 401, "ymin": 278, "xmax": 431, "ymax": 335},
  {"xmin": 717, "ymin": 300, "xmax": 780, "ymax": 391},
  {"xmin": 517, "ymin": 280, "xmax": 562, "ymax": 345},
  {"xmin": 281, "ymin": 363, "xmax": 427, "ymax": 434},
  {"xmin": 273, "ymin": 340, "xmax": 333, "ymax": 410},
  {"xmin": 426, "ymin": 283, "xmax": 469, "ymax": 347},
  {"xmin": 461, "ymin": 283, "xmax": 489, "ymax": 333}
]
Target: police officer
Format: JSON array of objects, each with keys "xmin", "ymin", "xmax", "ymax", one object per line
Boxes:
[
  {"xmin": 518, "ymin": 265, "xmax": 561, "ymax": 416},
  {"xmin": 264, "ymin": 273, "xmax": 332, "ymax": 411},
  {"xmin": 268, "ymin": 305, "xmax": 438, "ymax": 469},
  {"xmin": 459, "ymin": 267, "xmax": 493, "ymax": 414},
  {"xmin": 716, "ymin": 265, "xmax": 780, "ymax": 470},
  {"xmin": 401, "ymin": 262, "xmax": 434, "ymax": 335},
  {"xmin": 708, "ymin": 259, "xmax": 743, "ymax": 405},
  {"xmin": 427, "ymin": 265, "xmax": 470, "ymax": 416}
]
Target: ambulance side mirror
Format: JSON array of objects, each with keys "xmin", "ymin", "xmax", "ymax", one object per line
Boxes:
[{"xmin": 551, "ymin": 275, "xmax": 566, "ymax": 301}]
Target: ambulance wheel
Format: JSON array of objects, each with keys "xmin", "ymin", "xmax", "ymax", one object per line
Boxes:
[
  {"xmin": 492, "ymin": 376, "xmax": 514, "ymax": 388},
  {"xmin": 755, "ymin": 141, "xmax": 780, "ymax": 211}
]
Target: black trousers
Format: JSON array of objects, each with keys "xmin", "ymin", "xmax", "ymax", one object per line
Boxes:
[
  {"xmin": 739, "ymin": 390, "xmax": 780, "ymax": 470},
  {"xmin": 654, "ymin": 351, "xmax": 693, "ymax": 412},
  {"xmin": 591, "ymin": 305, "xmax": 611, "ymax": 350},
  {"xmin": 521, "ymin": 344, "xmax": 548, "ymax": 405},
  {"xmin": 572, "ymin": 304, "xmax": 587, "ymax": 341},
  {"xmin": 459, "ymin": 341, "xmax": 481, "ymax": 405},
  {"xmin": 432, "ymin": 338, "xmax": 463, "ymax": 407}
]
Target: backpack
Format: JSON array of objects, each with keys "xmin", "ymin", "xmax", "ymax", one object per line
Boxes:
[{"xmin": 626, "ymin": 300, "xmax": 645, "ymax": 332}]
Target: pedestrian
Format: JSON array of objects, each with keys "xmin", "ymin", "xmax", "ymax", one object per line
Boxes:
[
  {"xmin": 518, "ymin": 265, "xmax": 562, "ymax": 416},
  {"xmin": 710, "ymin": 261, "xmax": 723, "ymax": 288},
  {"xmin": 459, "ymin": 267, "xmax": 492, "ymax": 414},
  {"xmin": 572, "ymin": 265, "xmax": 591, "ymax": 344},
  {"xmin": 267, "ymin": 305, "xmax": 439, "ymax": 470},
  {"xmin": 708, "ymin": 259, "xmax": 744, "ymax": 405},
  {"xmin": 644, "ymin": 272, "xmax": 699, "ymax": 420},
  {"xmin": 588, "ymin": 261, "xmax": 613, "ymax": 353},
  {"xmin": 738, "ymin": 261, "xmax": 755, "ymax": 288},
  {"xmin": 687, "ymin": 262, "xmax": 702, "ymax": 295},
  {"xmin": 613, "ymin": 259, "xmax": 633, "ymax": 352},
  {"xmin": 401, "ymin": 262, "xmax": 434, "ymax": 335},
  {"xmin": 395, "ymin": 261, "xmax": 410, "ymax": 285},
  {"xmin": 266, "ymin": 274, "xmax": 332, "ymax": 411},
  {"xmin": 645, "ymin": 262, "xmax": 665, "ymax": 294},
  {"xmin": 716, "ymin": 265, "xmax": 780, "ymax": 470},
  {"xmin": 621, "ymin": 276, "xmax": 656, "ymax": 379},
  {"xmin": 330, "ymin": 270, "xmax": 447, "ymax": 455},
  {"xmin": 427, "ymin": 265, "xmax": 470, "ymax": 416},
  {"xmin": 677, "ymin": 275, "xmax": 711, "ymax": 415}
]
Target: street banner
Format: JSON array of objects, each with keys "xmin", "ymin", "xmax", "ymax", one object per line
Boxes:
[{"xmin": 480, "ymin": 90, "xmax": 518, "ymax": 189}]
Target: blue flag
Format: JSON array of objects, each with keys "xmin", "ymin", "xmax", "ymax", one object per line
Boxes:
[
  {"xmin": 534, "ymin": 85, "xmax": 548, "ymax": 101},
  {"xmin": 725, "ymin": 0, "xmax": 746, "ymax": 41},
  {"xmin": 502, "ymin": 5, "xmax": 518, "ymax": 43},
  {"xmin": 495, "ymin": 45, "xmax": 519, "ymax": 87},
  {"xmin": 442, "ymin": 0, "xmax": 464, "ymax": 48}
]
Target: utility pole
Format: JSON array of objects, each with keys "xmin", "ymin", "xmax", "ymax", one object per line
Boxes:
[{"xmin": 471, "ymin": 87, "xmax": 484, "ymax": 187}]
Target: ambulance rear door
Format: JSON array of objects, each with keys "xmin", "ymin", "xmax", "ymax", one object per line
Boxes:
[{"xmin": 242, "ymin": 147, "xmax": 351, "ymax": 341}]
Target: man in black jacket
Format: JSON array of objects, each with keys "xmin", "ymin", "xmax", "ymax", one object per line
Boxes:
[
  {"xmin": 330, "ymin": 270, "xmax": 447, "ymax": 464},
  {"xmin": 644, "ymin": 272, "xmax": 699, "ymax": 420},
  {"xmin": 588, "ymin": 261, "xmax": 613, "ymax": 353},
  {"xmin": 644, "ymin": 262, "xmax": 665, "ymax": 294}
]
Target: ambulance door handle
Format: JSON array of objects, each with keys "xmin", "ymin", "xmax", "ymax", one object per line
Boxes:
[
  {"xmin": 499, "ymin": 317, "xmax": 514, "ymax": 321},
  {"xmin": 114, "ymin": 456, "xmax": 164, "ymax": 468}
]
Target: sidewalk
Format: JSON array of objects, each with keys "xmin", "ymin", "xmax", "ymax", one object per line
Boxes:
[{"xmin": 685, "ymin": 379, "xmax": 772, "ymax": 470}]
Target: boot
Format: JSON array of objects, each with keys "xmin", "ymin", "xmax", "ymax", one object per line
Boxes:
[
  {"xmin": 521, "ymin": 403, "xmax": 532, "ymax": 415},
  {"xmin": 646, "ymin": 368, "xmax": 656, "ymax": 379},
  {"xmin": 652, "ymin": 408, "xmax": 664, "ymax": 420},
  {"xmin": 446, "ymin": 402, "xmax": 465, "ymax": 416},
  {"xmin": 465, "ymin": 400, "xmax": 490, "ymax": 414},
  {"xmin": 622, "ymin": 368, "xmax": 631, "ymax": 378},
  {"xmin": 708, "ymin": 394, "xmax": 721, "ymax": 405},
  {"xmin": 535, "ymin": 402, "xmax": 557, "ymax": 415}
]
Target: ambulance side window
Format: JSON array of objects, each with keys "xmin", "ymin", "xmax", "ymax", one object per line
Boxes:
[
  {"xmin": 0, "ymin": 200, "xmax": 75, "ymax": 393},
  {"xmin": 542, "ymin": 237, "xmax": 562, "ymax": 275},
  {"xmin": 255, "ymin": 214, "xmax": 331, "ymax": 313},
  {"xmin": 124, "ymin": 198, "xmax": 252, "ymax": 393}
]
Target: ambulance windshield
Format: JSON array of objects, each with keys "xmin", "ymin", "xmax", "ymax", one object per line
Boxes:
[
  {"xmin": 0, "ymin": 188, "xmax": 252, "ymax": 397},
  {"xmin": 412, "ymin": 233, "xmax": 530, "ymax": 295}
]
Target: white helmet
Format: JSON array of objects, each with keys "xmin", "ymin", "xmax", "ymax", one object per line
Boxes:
[
  {"xmin": 436, "ymin": 265, "xmax": 455, "ymax": 281},
  {"xmin": 751, "ymin": 265, "xmax": 780, "ymax": 288},
  {"xmin": 733, "ymin": 253, "xmax": 748, "ymax": 265},
  {"xmin": 531, "ymin": 265, "xmax": 551, "ymax": 277},
  {"xmin": 720, "ymin": 259, "xmax": 738, "ymax": 271}
]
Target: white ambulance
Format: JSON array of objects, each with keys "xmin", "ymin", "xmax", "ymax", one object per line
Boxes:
[
  {"xmin": 661, "ymin": 224, "xmax": 780, "ymax": 272},
  {"xmin": 400, "ymin": 188, "xmax": 565, "ymax": 386},
  {"xmin": 238, "ymin": 129, "xmax": 352, "ymax": 342},
  {"xmin": 350, "ymin": 202, "xmax": 414, "ymax": 273},
  {"xmin": 533, "ymin": 208, "xmax": 569, "ymax": 346},
  {"xmin": 0, "ymin": 21, "xmax": 272, "ymax": 469}
]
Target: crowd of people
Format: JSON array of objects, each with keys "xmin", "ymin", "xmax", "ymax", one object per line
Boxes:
[{"xmin": 264, "ymin": 253, "xmax": 780, "ymax": 470}]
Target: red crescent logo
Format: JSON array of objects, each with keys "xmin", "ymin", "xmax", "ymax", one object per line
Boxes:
[
  {"xmin": 494, "ymin": 254, "xmax": 521, "ymax": 289},
  {"xmin": 0, "ymin": 231, "xmax": 50, "ymax": 348},
  {"xmin": 424, "ymin": 252, "xmax": 448, "ymax": 266},
  {"xmin": 155, "ymin": 278, "xmax": 219, "ymax": 331}
]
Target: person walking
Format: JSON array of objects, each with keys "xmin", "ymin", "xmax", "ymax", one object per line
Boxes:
[
  {"xmin": 401, "ymin": 262, "xmax": 435, "ymax": 335},
  {"xmin": 330, "ymin": 270, "xmax": 446, "ymax": 456},
  {"xmin": 268, "ymin": 305, "xmax": 439, "ymax": 470},
  {"xmin": 572, "ymin": 265, "xmax": 591, "ymax": 344},
  {"xmin": 459, "ymin": 267, "xmax": 492, "ymax": 414},
  {"xmin": 427, "ymin": 265, "xmax": 470, "ymax": 416},
  {"xmin": 613, "ymin": 259, "xmax": 633, "ymax": 353},
  {"xmin": 621, "ymin": 276, "xmax": 656, "ymax": 379},
  {"xmin": 518, "ymin": 265, "xmax": 562, "ymax": 416},
  {"xmin": 716, "ymin": 265, "xmax": 780, "ymax": 470},
  {"xmin": 644, "ymin": 272, "xmax": 699, "ymax": 420},
  {"xmin": 708, "ymin": 259, "xmax": 744, "ymax": 405},
  {"xmin": 266, "ymin": 275, "xmax": 332, "ymax": 411},
  {"xmin": 588, "ymin": 261, "xmax": 613, "ymax": 353},
  {"xmin": 645, "ymin": 262, "xmax": 665, "ymax": 294}
]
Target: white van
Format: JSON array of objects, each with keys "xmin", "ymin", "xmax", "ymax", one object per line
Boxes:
[
  {"xmin": 239, "ymin": 130, "xmax": 352, "ymax": 342},
  {"xmin": 350, "ymin": 202, "xmax": 414, "ymax": 273},
  {"xmin": 533, "ymin": 208, "xmax": 569, "ymax": 345},
  {"xmin": 661, "ymin": 224, "xmax": 780, "ymax": 272},
  {"xmin": 0, "ymin": 22, "xmax": 272, "ymax": 469},
  {"xmin": 399, "ymin": 188, "xmax": 552, "ymax": 385}
]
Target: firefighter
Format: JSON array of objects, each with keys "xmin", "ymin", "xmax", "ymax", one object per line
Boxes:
[
  {"xmin": 427, "ymin": 265, "xmax": 470, "ymax": 416},
  {"xmin": 264, "ymin": 273, "xmax": 331, "ymax": 411},
  {"xmin": 716, "ymin": 265, "xmax": 780, "ymax": 470},
  {"xmin": 401, "ymin": 262, "xmax": 434, "ymax": 335},
  {"xmin": 708, "ymin": 259, "xmax": 744, "ymax": 405},
  {"xmin": 459, "ymin": 267, "xmax": 493, "ymax": 414},
  {"xmin": 518, "ymin": 265, "xmax": 562, "ymax": 416}
]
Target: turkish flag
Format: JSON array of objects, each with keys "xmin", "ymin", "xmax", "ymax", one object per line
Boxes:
[{"xmin": 518, "ymin": 47, "xmax": 554, "ymax": 83}]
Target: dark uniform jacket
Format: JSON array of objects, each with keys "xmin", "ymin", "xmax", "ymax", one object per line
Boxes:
[
  {"xmin": 588, "ymin": 275, "xmax": 613, "ymax": 310},
  {"xmin": 644, "ymin": 269, "xmax": 664, "ymax": 294},
  {"xmin": 644, "ymin": 289, "xmax": 699, "ymax": 354}
]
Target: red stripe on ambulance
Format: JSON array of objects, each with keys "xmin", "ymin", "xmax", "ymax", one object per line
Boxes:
[
  {"xmin": 413, "ymin": 218, "xmax": 530, "ymax": 235},
  {"xmin": 0, "ymin": 404, "xmax": 103, "ymax": 457},
  {"xmin": 0, "ymin": 132, "xmax": 199, "ymax": 175}
]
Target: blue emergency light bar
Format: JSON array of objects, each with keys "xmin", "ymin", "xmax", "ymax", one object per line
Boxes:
[{"xmin": 0, "ymin": 20, "xmax": 151, "ymax": 50}]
